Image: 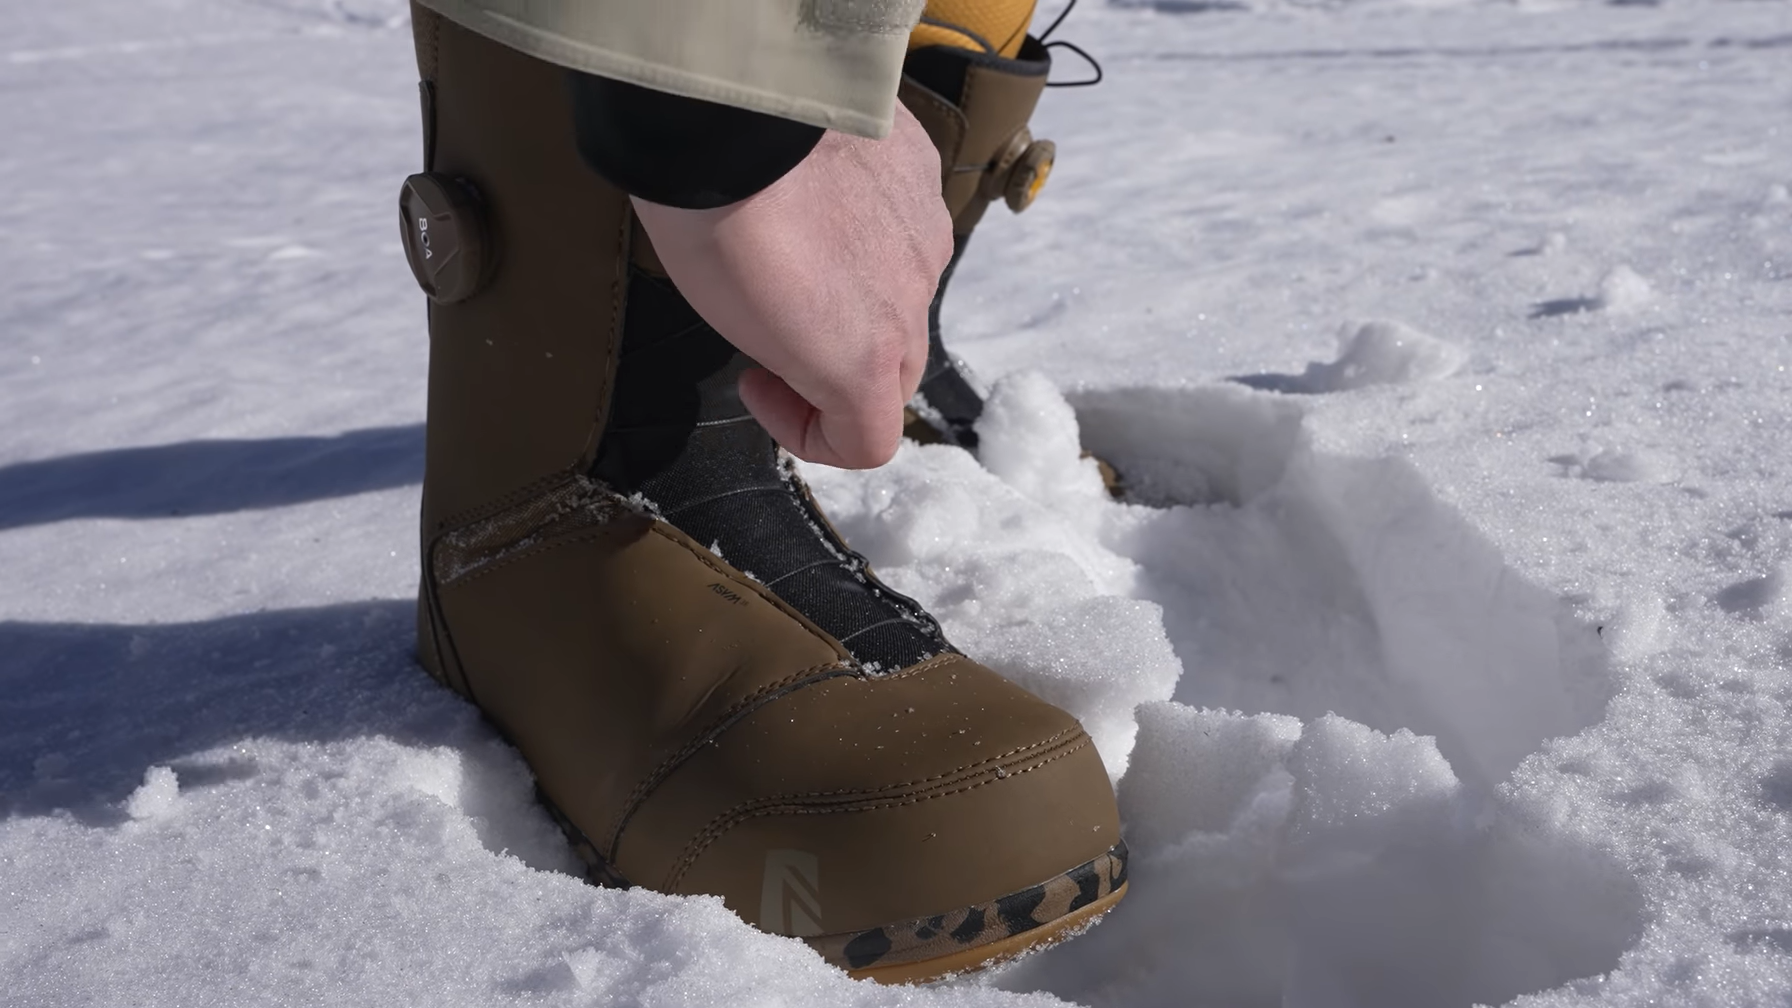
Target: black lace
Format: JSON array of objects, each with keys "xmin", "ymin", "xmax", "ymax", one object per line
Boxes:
[{"xmin": 1038, "ymin": 0, "xmax": 1104, "ymax": 87}]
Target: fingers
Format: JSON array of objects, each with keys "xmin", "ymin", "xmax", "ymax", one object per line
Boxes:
[{"xmin": 738, "ymin": 367, "xmax": 905, "ymax": 469}]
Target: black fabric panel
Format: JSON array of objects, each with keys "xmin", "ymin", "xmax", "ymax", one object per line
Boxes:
[
  {"xmin": 922, "ymin": 234, "xmax": 969, "ymax": 387},
  {"xmin": 902, "ymin": 45, "xmax": 973, "ymax": 105},
  {"xmin": 566, "ymin": 71, "xmax": 824, "ymax": 210},
  {"xmin": 672, "ymin": 492, "xmax": 839, "ymax": 584},
  {"xmin": 835, "ymin": 622, "xmax": 939, "ymax": 673}
]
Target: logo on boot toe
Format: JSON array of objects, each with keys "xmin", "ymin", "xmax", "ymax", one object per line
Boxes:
[{"xmin": 762, "ymin": 850, "xmax": 823, "ymax": 937}]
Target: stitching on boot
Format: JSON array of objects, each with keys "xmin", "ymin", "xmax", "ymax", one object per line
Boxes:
[
  {"xmin": 434, "ymin": 477, "xmax": 636, "ymax": 587},
  {"xmin": 602, "ymin": 659, "xmax": 858, "ymax": 860},
  {"xmin": 661, "ymin": 729, "xmax": 1086, "ymax": 890},
  {"xmin": 434, "ymin": 471, "xmax": 583, "ymax": 537},
  {"xmin": 959, "ymin": 61, "xmax": 980, "ymax": 152},
  {"xmin": 902, "ymin": 82, "xmax": 968, "ymax": 167},
  {"xmin": 420, "ymin": 579, "xmax": 477, "ymax": 702},
  {"xmin": 663, "ymin": 733, "xmax": 1091, "ymax": 891},
  {"xmin": 580, "ymin": 196, "xmax": 633, "ymax": 470},
  {"xmin": 433, "ymin": 484, "xmax": 862, "ymax": 667},
  {"xmin": 710, "ymin": 728, "xmax": 1079, "ymax": 804}
]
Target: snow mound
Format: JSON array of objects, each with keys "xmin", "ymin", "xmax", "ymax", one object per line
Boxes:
[
  {"xmin": 1595, "ymin": 266, "xmax": 1654, "ymax": 315},
  {"xmin": 1073, "ymin": 381, "xmax": 1612, "ymax": 790},
  {"xmin": 1301, "ymin": 320, "xmax": 1466, "ymax": 393},
  {"xmin": 809, "ymin": 375, "xmax": 1638, "ymax": 1005},
  {"xmin": 805, "ymin": 373, "xmax": 1184, "ymax": 775},
  {"xmin": 125, "ymin": 765, "xmax": 183, "ymax": 821},
  {"xmin": 996, "ymin": 704, "xmax": 1643, "ymax": 1008}
]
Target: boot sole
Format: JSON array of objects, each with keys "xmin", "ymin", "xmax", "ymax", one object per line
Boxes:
[
  {"xmin": 847, "ymin": 879, "xmax": 1128, "ymax": 985},
  {"xmin": 536, "ymin": 784, "xmax": 1128, "ymax": 983}
]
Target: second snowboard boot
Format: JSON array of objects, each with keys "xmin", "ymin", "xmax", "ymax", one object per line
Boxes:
[
  {"xmin": 899, "ymin": 0, "xmax": 1057, "ymax": 452},
  {"xmin": 400, "ymin": 5, "xmax": 1126, "ymax": 984}
]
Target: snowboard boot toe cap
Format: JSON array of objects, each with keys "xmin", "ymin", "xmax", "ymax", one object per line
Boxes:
[{"xmin": 609, "ymin": 652, "xmax": 1124, "ymax": 977}]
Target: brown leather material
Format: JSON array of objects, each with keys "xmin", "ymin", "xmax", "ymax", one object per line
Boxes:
[
  {"xmin": 899, "ymin": 76, "xmax": 969, "ymax": 214},
  {"xmin": 434, "ymin": 477, "xmax": 855, "ymax": 866},
  {"xmin": 622, "ymin": 652, "xmax": 1119, "ymax": 934},
  {"xmin": 414, "ymin": 3, "xmax": 630, "ymax": 537},
  {"xmin": 899, "ymin": 38, "xmax": 1052, "ymax": 236},
  {"xmin": 406, "ymin": 4, "xmax": 1125, "ymax": 975}
]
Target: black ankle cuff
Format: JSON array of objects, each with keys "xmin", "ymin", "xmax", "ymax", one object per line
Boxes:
[{"xmin": 566, "ymin": 72, "xmax": 825, "ymax": 210}]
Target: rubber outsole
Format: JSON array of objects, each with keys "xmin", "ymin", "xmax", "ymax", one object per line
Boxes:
[
  {"xmin": 849, "ymin": 881, "xmax": 1129, "ymax": 985},
  {"xmin": 538, "ymin": 784, "xmax": 1129, "ymax": 983}
]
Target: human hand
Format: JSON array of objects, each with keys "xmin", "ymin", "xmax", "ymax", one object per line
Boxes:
[{"xmin": 631, "ymin": 103, "xmax": 953, "ymax": 469}]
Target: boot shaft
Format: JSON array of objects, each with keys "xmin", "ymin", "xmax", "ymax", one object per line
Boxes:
[
  {"xmin": 407, "ymin": 2, "xmax": 633, "ymax": 539},
  {"xmin": 901, "ymin": 36, "xmax": 1055, "ymax": 235}
]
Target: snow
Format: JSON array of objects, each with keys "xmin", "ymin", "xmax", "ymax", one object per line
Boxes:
[
  {"xmin": 1269, "ymin": 319, "xmax": 1467, "ymax": 394},
  {"xmin": 5, "ymin": 0, "xmax": 1792, "ymax": 1004}
]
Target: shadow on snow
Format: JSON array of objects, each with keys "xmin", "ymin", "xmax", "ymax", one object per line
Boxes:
[{"xmin": 0, "ymin": 425, "xmax": 423, "ymax": 531}]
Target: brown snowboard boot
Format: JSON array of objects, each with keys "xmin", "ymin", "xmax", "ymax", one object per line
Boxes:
[{"xmin": 399, "ymin": 4, "xmax": 1126, "ymax": 984}]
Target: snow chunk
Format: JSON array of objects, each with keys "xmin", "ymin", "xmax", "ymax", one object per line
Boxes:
[
  {"xmin": 1604, "ymin": 585, "xmax": 1669, "ymax": 661},
  {"xmin": 1595, "ymin": 265, "xmax": 1654, "ymax": 315},
  {"xmin": 973, "ymin": 596, "xmax": 1183, "ymax": 777},
  {"xmin": 1284, "ymin": 714, "xmax": 1458, "ymax": 860},
  {"xmin": 978, "ymin": 371, "xmax": 1111, "ymax": 506},
  {"xmin": 1296, "ymin": 320, "xmax": 1466, "ymax": 393},
  {"xmin": 125, "ymin": 765, "xmax": 183, "ymax": 821},
  {"xmin": 1118, "ymin": 703, "xmax": 1302, "ymax": 856},
  {"xmin": 1534, "ymin": 231, "xmax": 1570, "ymax": 256},
  {"xmin": 1582, "ymin": 446, "xmax": 1669, "ymax": 483}
]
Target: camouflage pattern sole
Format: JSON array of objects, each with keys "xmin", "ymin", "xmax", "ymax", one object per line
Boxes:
[
  {"xmin": 540, "ymin": 787, "xmax": 1128, "ymax": 982},
  {"xmin": 850, "ymin": 879, "xmax": 1127, "ymax": 985},
  {"xmin": 808, "ymin": 842, "xmax": 1128, "ymax": 981}
]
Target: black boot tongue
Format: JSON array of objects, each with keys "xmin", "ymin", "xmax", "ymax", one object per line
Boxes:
[{"xmin": 595, "ymin": 269, "xmax": 949, "ymax": 674}]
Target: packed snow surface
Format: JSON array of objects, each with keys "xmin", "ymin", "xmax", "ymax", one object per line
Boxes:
[{"xmin": 4, "ymin": 0, "xmax": 1791, "ymax": 1004}]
